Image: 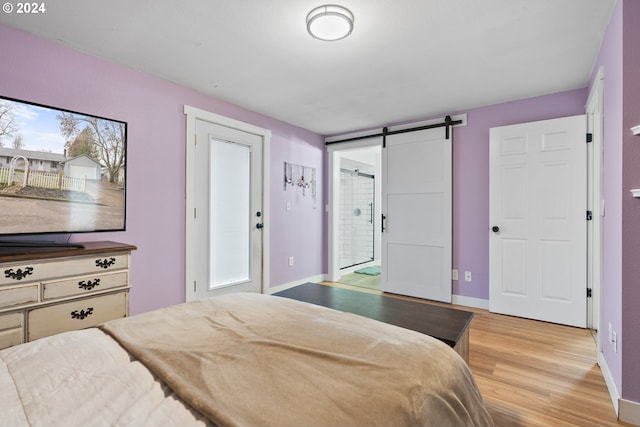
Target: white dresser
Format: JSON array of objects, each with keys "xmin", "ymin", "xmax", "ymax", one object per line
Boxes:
[{"xmin": 0, "ymin": 241, "xmax": 136, "ymax": 349}]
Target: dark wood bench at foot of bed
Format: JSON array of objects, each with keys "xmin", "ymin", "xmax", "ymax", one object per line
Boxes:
[{"xmin": 274, "ymin": 283, "xmax": 473, "ymax": 364}]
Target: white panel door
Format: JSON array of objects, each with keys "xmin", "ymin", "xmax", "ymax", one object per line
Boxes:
[
  {"xmin": 489, "ymin": 115, "xmax": 587, "ymax": 327},
  {"xmin": 381, "ymin": 128, "xmax": 452, "ymax": 302},
  {"xmin": 191, "ymin": 118, "xmax": 264, "ymax": 299}
]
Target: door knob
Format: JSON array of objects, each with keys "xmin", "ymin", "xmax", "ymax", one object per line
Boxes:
[
  {"xmin": 256, "ymin": 223, "xmax": 264, "ymax": 229},
  {"xmin": 492, "ymin": 226, "xmax": 500, "ymax": 233}
]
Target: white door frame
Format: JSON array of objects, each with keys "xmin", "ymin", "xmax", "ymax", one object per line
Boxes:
[
  {"xmin": 327, "ymin": 137, "xmax": 382, "ymax": 282},
  {"xmin": 586, "ymin": 66, "xmax": 604, "ymax": 343},
  {"xmin": 184, "ymin": 105, "xmax": 271, "ymax": 300}
]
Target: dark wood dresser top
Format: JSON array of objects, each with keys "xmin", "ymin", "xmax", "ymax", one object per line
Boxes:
[{"xmin": 0, "ymin": 241, "xmax": 137, "ymax": 263}]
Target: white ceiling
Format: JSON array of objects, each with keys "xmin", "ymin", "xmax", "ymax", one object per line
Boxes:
[{"xmin": 0, "ymin": 0, "xmax": 615, "ymax": 136}]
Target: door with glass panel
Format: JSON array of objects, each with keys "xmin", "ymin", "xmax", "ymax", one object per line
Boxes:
[{"xmin": 191, "ymin": 118, "xmax": 263, "ymax": 299}]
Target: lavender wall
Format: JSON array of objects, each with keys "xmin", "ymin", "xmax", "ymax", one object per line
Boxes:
[
  {"xmin": 269, "ymin": 130, "xmax": 325, "ymax": 285},
  {"xmin": 0, "ymin": 24, "xmax": 325, "ymax": 315},
  {"xmin": 448, "ymin": 90, "xmax": 588, "ymax": 300},
  {"xmin": 591, "ymin": 0, "xmax": 624, "ymax": 396},
  {"xmin": 588, "ymin": 0, "xmax": 640, "ymax": 406},
  {"xmin": 622, "ymin": 0, "xmax": 640, "ymax": 403}
]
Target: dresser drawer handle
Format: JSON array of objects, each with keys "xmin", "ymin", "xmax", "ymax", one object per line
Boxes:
[
  {"xmin": 4, "ymin": 267, "xmax": 34, "ymax": 281},
  {"xmin": 78, "ymin": 278, "xmax": 101, "ymax": 290},
  {"xmin": 95, "ymin": 258, "xmax": 116, "ymax": 269},
  {"xmin": 70, "ymin": 307, "xmax": 94, "ymax": 320}
]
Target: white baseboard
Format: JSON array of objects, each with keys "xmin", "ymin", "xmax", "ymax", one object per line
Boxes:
[
  {"xmin": 267, "ymin": 275, "xmax": 326, "ymax": 294},
  {"xmin": 452, "ymin": 294, "xmax": 489, "ymax": 310},
  {"xmin": 598, "ymin": 351, "xmax": 620, "ymax": 416},
  {"xmin": 620, "ymin": 398, "xmax": 640, "ymax": 426}
]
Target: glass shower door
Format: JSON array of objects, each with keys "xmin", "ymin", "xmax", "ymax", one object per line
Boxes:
[{"xmin": 339, "ymin": 168, "xmax": 375, "ymax": 269}]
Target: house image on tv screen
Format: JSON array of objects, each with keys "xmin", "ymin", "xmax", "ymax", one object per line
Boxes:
[
  {"xmin": 0, "ymin": 147, "xmax": 65, "ymax": 174},
  {"xmin": 63, "ymin": 154, "xmax": 101, "ymax": 181},
  {"xmin": 0, "ymin": 146, "xmax": 106, "ymax": 194}
]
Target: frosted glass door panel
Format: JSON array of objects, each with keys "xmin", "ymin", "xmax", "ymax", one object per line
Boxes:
[{"xmin": 209, "ymin": 139, "xmax": 251, "ymax": 289}]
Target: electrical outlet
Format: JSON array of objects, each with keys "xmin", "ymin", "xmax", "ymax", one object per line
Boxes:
[
  {"xmin": 451, "ymin": 269, "xmax": 458, "ymax": 280},
  {"xmin": 288, "ymin": 256, "xmax": 294, "ymax": 267},
  {"xmin": 612, "ymin": 331, "xmax": 617, "ymax": 353},
  {"xmin": 464, "ymin": 271, "xmax": 472, "ymax": 282}
]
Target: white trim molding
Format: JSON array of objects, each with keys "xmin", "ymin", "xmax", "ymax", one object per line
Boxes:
[
  {"xmin": 452, "ymin": 295, "xmax": 490, "ymax": 310},
  {"xmin": 267, "ymin": 275, "xmax": 327, "ymax": 294},
  {"xmin": 598, "ymin": 351, "xmax": 620, "ymax": 415},
  {"xmin": 620, "ymin": 399, "xmax": 640, "ymax": 426}
]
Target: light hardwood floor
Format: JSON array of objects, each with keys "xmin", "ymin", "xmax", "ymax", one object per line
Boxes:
[{"xmin": 323, "ymin": 281, "xmax": 630, "ymax": 427}]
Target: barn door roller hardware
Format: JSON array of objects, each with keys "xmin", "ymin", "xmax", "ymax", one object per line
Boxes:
[{"xmin": 325, "ymin": 115, "xmax": 464, "ymax": 147}]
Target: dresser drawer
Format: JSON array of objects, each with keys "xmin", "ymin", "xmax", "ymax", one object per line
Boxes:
[
  {"xmin": 0, "ymin": 311, "xmax": 24, "ymax": 350},
  {"xmin": 0, "ymin": 328, "xmax": 24, "ymax": 350},
  {"xmin": 42, "ymin": 271, "xmax": 129, "ymax": 301},
  {"xmin": 0, "ymin": 284, "xmax": 39, "ymax": 309},
  {"xmin": 0, "ymin": 311, "xmax": 23, "ymax": 330},
  {"xmin": 28, "ymin": 291, "xmax": 127, "ymax": 341},
  {"xmin": 1, "ymin": 253, "xmax": 129, "ymax": 286}
]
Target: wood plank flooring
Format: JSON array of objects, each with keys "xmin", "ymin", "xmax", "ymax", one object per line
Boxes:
[{"xmin": 321, "ymin": 282, "xmax": 629, "ymax": 427}]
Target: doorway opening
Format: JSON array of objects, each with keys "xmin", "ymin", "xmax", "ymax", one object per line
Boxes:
[
  {"xmin": 328, "ymin": 143, "xmax": 382, "ymax": 291},
  {"xmin": 327, "ymin": 115, "xmax": 464, "ymax": 298}
]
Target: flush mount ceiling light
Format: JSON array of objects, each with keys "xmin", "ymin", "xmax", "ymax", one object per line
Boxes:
[{"xmin": 306, "ymin": 4, "xmax": 354, "ymax": 41}]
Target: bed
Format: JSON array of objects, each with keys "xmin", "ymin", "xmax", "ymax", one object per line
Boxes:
[{"xmin": 0, "ymin": 292, "xmax": 494, "ymax": 427}]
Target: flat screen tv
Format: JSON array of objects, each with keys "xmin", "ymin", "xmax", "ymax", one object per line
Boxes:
[{"xmin": 0, "ymin": 95, "xmax": 126, "ymax": 245}]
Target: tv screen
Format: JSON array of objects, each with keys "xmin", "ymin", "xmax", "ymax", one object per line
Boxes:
[{"xmin": 0, "ymin": 95, "xmax": 126, "ymax": 238}]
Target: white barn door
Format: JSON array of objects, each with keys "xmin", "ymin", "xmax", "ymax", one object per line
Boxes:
[
  {"xmin": 489, "ymin": 115, "xmax": 587, "ymax": 327},
  {"xmin": 381, "ymin": 127, "xmax": 452, "ymax": 302}
]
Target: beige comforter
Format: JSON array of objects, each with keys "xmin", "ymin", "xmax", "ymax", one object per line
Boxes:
[
  {"xmin": 99, "ymin": 293, "xmax": 493, "ymax": 427},
  {"xmin": 0, "ymin": 292, "xmax": 493, "ymax": 426}
]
